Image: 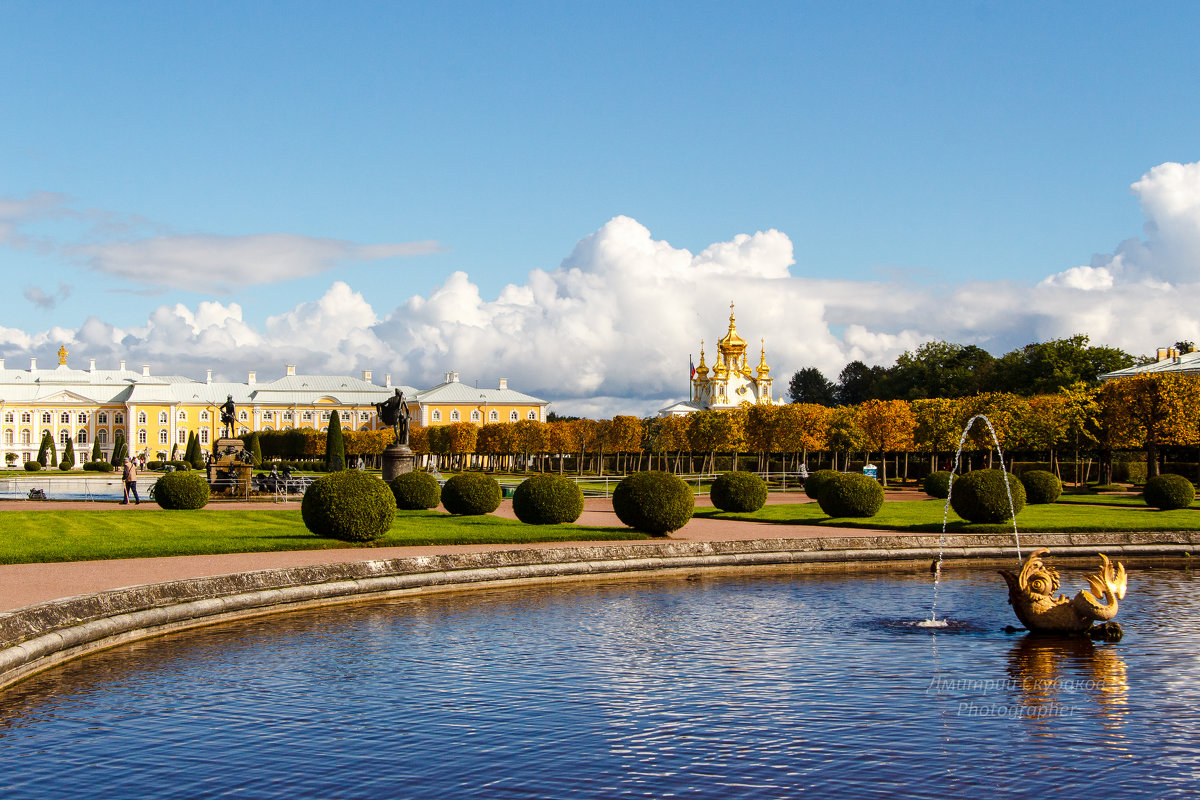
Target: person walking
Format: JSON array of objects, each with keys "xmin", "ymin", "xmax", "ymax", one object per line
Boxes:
[{"xmin": 122, "ymin": 457, "xmax": 140, "ymax": 505}]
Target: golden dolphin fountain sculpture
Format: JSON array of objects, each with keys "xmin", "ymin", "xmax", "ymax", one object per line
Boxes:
[{"xmin": 999, "ymin": 548, "xmax": 1128, "ymax": 640}]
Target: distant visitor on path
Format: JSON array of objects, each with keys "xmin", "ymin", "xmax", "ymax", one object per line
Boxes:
[
  {"xmin": 375, "ymin": 388, "xmax": 411, "ymax": 446},
  {"xmin": 220, "ymin": 395, "xmax": 236, "ymax": 438},
  {"xmin": 122, "ymin": 458, "xmax": 140, "ymax": 505}
]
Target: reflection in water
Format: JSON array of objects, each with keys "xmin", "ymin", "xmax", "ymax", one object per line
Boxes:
[
  {"xmin": 0, "ymin": 567, "xmax": 1197, "ymax": 799},
  {"xmin": 1007, "ymin": 634, "xmax": 1130, "ymax": 728}
]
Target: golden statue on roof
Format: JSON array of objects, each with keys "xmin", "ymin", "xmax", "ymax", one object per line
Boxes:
[{"xmin": 57, "ymin": 345, "xmax": 68, "ymax": 366}]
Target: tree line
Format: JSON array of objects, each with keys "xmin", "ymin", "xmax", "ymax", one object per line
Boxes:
[
  {"xmin": 245, "ymin": 372, "xmax": 1200, "ymax": 485},
  {"xmin": 786, "ymin": 334, "xmax": 1195, "ymax": 405}
]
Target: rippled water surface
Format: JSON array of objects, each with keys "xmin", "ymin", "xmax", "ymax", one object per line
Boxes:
[{"xmin": 2, "ymin": 565, "xmax": 1199, "ymax": 799}]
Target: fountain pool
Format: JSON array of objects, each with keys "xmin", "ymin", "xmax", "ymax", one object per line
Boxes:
[{"xmin": 1, "ymin": 565, "xmax": 1197, "ymax": 799}]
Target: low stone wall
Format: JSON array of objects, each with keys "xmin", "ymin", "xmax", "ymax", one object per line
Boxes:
[{"xmin": 3, "ymin": 531, "xmax": 1197, "ymax": 691}]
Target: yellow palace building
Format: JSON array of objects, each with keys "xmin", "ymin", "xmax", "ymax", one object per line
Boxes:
[{"xmin": 1, "ymin": 349, "xmax": 547, "ymax": 466}]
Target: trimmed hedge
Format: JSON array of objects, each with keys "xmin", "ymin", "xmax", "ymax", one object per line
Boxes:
[
  {"xmin": 441, "ymin": 472, "xmax": 502, "ymax": 516},
  {"xmin": 23, "ymin": 461, "xmax": 41, "ymax": 472},
  {"xmin": 1143, "ymin": 473, "xmax": 1196, "ymax": 510},
  {"xmin": 923, "ymin": 470, "xmax": 953, "ymax": 499},
  {"xmin": 950, "ymin": 469, "xmax": 1026, "ymax": 523},
  {"xmin": 1020, "ymin": 470, "xmax": 1062, "ymax": 504},
  {"xmin": 512, "ymin": 475, "xmax": 584, "ymax": 525},
  {"xmin": 301, "ymin": 470, "xmax": 396, "ymax": 541},
  {"xmin": 612, "ymin": 471, "xmax": 694, "ymax": 535},
  {"xmin": 389, "ymin": 471, "xmax": 442, "ymax": 510},
  {"xmin": 83, "ymin": 461, "xmax": 116, "ymax": 472},
  {"xmin": 710, "ymin": 471, "xmax": 768, "ymax": 513},
  {"xmin": 817, "ymin": 473, "xmax": 884, "ymax": 518},
  {"xmin": 153, "ymin": 471, "xmax": 211, "ymax": 510},
  {"xmin": 804, "ymin": 469, "xmax": 838, "ymax": 500}
]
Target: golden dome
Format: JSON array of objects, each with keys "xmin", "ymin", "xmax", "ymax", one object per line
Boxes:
[
  {"xmin": 694, "ymin": 343, "xmax": 709, "ymax": 379},
  {"xmin": 717, "ymin": 302, "xmax": 747, "ymax": 361},
  {"xmin": 756, "ymin": 340, "xmax": 771, "ymax": 378}
]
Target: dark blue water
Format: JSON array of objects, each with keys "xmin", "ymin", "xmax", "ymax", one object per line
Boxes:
[{"xmin": 1, "ymin": 565, "xmax": 1198, "ymax": 799}]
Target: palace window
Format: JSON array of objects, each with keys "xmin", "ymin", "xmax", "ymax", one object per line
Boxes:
[
  {"xmin": 510, "ymin": 411, "xmax": 518, "ymax": 422},
  {"xmin": 21, "ymin": 412, "xmax": 31, "ymax": 423},
  {"xmin": 60, "ymin": 412, "xmax": 70, "ymax": 424},
  {"xmin": 3, "ymin": 430, "xmax": 11, "ymax": 444},
  {"xmin": 321, "ymin": 411, "xmax": 330, "ymax": 421},
  {"xmin": 341, "ymin": 411, "xmax": 350, "ymax": 421},
  {"xmin": 431, "ymin": 410, "xmax": 441, "ymax": 422},
  {"xmin": 138, "ymin": 430, "xmax": 147, "ymax": 444},
  {"xmin": 528, "ymin": 410, "xmax": 537, "ymax": 420},
  {"xmin": 200, "ymin": 410, "xmax": 209, "ymax": 422},
  {"xmin": 137, "ymin": 412, "xmax": 147, "ymax": 425},
  {"xmin": 42, "ymin": 412, "xmax": 52, "ymax": 424},
  {"xmin": 178, "ymin": 410, "xmax": 187, "ymax": 421},
  {"xmin": 359, "ymin": 412, "xmax": 369, "ymax": 420},
  {"xmin": 159, "ymin": 411, "xmax": 168, "ymax": 424},
  {"xmin": 489, "ymin": 410, "xmax": 498, "ymax": 421},
  {"xmin": 451, "ymin": 410, "xmax": 460, "ymax": 421},
  {"xmin": 302, "ymin": 411, "xmax": 313, "ymax": 422},
  {"xmin": 98, "ymin": 430, "xmax": 108, "ymax": 444},
  {"xmin": 115, "ymin": 412, "xmax": 124, "ymax": 425},
  {"xmin": 77, "ymin": 430, "xmax": 88, "ymax": 444},
  {"xmin": 283, "ymin": 411, "xmax": 294, "ymax": 422},
  {"xmin": 200, "ymin": 429, "xmax": 209, "ymax": 445},
  {"xmin": 97, "ymin": 412, "xmax": 108, "ymax": 424},
  {"xmin": 78, "ymin": 412, "xmax": 88, "ymax": 425},
  {"xmin": 261, "ymin": 411, "xmax": 273, "ymax": 421},
  {"xmin": 470, "ymin": 410, "xmax": 480, "ymax": 422},
  {"xmin": 60, "ymin": 430, "xmax": 71, "ymax": 444},
  {"xmin": 238, "ymin": 427, "xmax": 249, "ymax": 436},
  {"xmin": 3, "ymin": 412, "xmax": 11, "ymax": 423},
  {"xmin": 239, "ymin": 410, "xmax": 248, "ymax": 421},
  {"xmin": 178, "ymin": 430, "xmax": 187, "ymax": 444},
  {"xmin": 20, "ymin": 430, "xmax": 31, "ymax": 444},
  {"xmin": 159, "ymin": 430, "xmax": 169, "ymax": 445}
]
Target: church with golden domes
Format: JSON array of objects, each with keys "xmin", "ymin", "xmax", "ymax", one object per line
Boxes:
[{"xmin": 659, "ymin": 303, "xmax": 784, "ymax": 417}]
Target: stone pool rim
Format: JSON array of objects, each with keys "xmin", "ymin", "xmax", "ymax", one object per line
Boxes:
[{"xmin": 3, "ymin": 530, "xmax": 1197, "ymax": 691}]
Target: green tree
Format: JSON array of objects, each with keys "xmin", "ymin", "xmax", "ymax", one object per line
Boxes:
[
  {"xmin": 246, "ymin": 431, "xmax": 263, "ymax": 465},
  {"xmin": 110, "ymin": 431, "xmax": 127, "ymax": 465},
  {"xmin": 886, "ymin": 341, "xmax": 996, "ymax": 399},
  {"xmin": 911, "ymin": 397, "xmax": 963, "ymax": 471},
  {"xmin": 36, "ymin": 431, "xmax": 55, "ymax": 467},
  {"xmin": 836, "ymin": 361, "xmax": 887, "ymax": 405},
  {"xmin": 61, "ymin": 438, "xmax": 76, "ymax": 470},
  {"xmin": 991, "ymin": 334, "xmax": 1135, "ymax": 395},
  {"xmin": 825, "ymin": 406, "xmax": 866, "ymax": 470},
  {"xmin": 788, "ymin": 367, "xmax": 837, "ymax": 405},
  {"xmin": 324, "ymin": 411, "xmax": 346, "ymax": 471},
  {"xmin": 90, "ymin": 437, "xmax": 102, "ymax": 463}
]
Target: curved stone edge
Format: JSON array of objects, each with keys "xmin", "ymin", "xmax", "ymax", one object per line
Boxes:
[{"xmin": 2, "ymin": 531, "xmax": 1197, "ymax": 691}]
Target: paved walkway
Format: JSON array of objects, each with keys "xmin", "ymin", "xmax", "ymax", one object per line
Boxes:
[{"xmin": 0, "ymin": 491, "xmax": 928, "ymax": 613}]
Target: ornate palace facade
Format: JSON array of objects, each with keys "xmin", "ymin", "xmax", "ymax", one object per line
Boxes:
[{"xmin": 1, "ymin": 349, "xmax": 547, "ymax": 464}]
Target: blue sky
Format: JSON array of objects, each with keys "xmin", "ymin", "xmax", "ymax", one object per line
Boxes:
[{"xmin": 3, "ymin": 1, "xmax": 1200, "ymax": 415}]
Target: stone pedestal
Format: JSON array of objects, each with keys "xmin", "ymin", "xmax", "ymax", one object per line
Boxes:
[{"xmin": 382, "ymin": 444, "xmax": 416, "ymax": 482}]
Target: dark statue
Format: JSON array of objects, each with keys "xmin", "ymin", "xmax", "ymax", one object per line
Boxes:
[
  {"xmin": 220, "ymin": 395, "xmax": 236, "ymax": 439},
  {"xmin": 375, "ymin": 388, "xmax": 411, "ymax": 446}
]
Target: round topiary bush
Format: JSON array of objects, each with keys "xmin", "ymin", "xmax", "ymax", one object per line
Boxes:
[
  {"xmin": 301, "ymin": 469, "xmax": 395, "ymax": 541},
  {"xmin": 950, "ymin": 469, "xmax": 1026, "ymax": 523},
  {"xmin": 83, "ymin": 461, "xmax": 116, "ymax": 472},
  {"xmin": 23, "ymin": 461, "xmax": 41, "ymax": 472},
  {"xmin": 152, "ymin": 471, "xmax": 211, "ymax": 510},
  {"xmin": 710, "ymin": 471, "xmax": 768, "ymax": 512},
  {"xmin": 389, "ymin": 471, "xmax": 442, "ymax": 510},
  {"xmin": 612, "ymin": 471, "xmax": 694, "ymax": 535},
  {"xmin": 1143, "ymin": 473, "xmax": 1196, "ymax": 510},
  {"xmin": 1020, "ymin": 469, "xmax": 1062, "ymax": 504},
  {"xmin": 923, "ymin": 470, "xmax": 954, "ymax": 499},
  {"xmin": 441, "ymin": 472, "xmax": 502, "ymax": 516},
  {"xmin": 804, "ymin": 469, "xmax": 838, "ymax": 500},
  {"xmin": 512, "ymin": 474, "xmax": 584, "ymax": 524},
  {"xmin": 817, "ymin": 473, "xmax": 885, "ymax": 518}
]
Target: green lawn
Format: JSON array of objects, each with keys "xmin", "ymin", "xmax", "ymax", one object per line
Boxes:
[
  {"xmin": 694, "ymin": 498, "xmax": 1200, "ymax": 534},
  {"xmin": 0, "ymin": 510, "xmax": 644, "ymax": 565}
]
